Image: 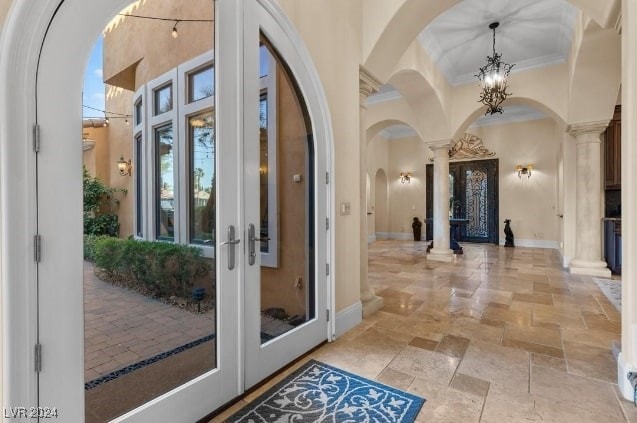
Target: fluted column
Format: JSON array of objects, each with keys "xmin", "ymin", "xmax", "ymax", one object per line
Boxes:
[
  {"xmin": 359, "ymin": 67, "xmax": 383, "ymax": 316},
  {"xmin": 567, "ymin": 122, "xmax": 611, "ymax": 277},
  {"xmin": 427, "ymin": 141, "xmax": 454, "ymax": 262}
]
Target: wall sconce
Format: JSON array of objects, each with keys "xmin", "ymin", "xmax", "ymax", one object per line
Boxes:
[
  {"xmin": 516, "ymin": 164, "xmax": 533, "ymax": 179},
  {"xmin": 117, "ymin": 155, "xmax": 132, "ymax": 176},
  {"xmin": 400, "ymin": 172, "xmax": 412, "ymax": 184}
]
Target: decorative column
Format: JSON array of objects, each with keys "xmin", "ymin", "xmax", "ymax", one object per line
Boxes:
[
  {"xmin": 618, "ymin": 0, "xmax": 637, "ymax": 400},
  {"xmin": 359, "ymin": 67, "xmax": 383, "ymax": 316},
  {"xmin": 566, "ymin": 122, "xmax": 611, "ymax": 277},
  {"xmin": 427, "ymin": 140, "xmax": 454, "ymax": 262}
]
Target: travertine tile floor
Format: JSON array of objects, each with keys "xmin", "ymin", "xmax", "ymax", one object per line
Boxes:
[{"xmin": 213, "ymin": 241, "xmax": 636, "ymax": 422}]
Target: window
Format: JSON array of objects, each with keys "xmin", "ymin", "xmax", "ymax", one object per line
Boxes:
[
  {"xmin": 134, "ymin": 133, "xmax": 143, "ymax": 237},
  {"xmin": 189, "ymin": 111, "xmax": 215, "ymax": 245},
  {"xmin": 156, "ymin": 125, "xmax": 175, "ymax": 241},
  {"xmin": 154, "ymin": 84, "xmax": 173, "ymax": 115},
  {"xmin": 133, "ymin": 49, "xmax": 276, "ymax": 259}
]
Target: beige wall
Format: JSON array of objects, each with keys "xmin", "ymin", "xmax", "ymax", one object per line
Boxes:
[
  {"xmin": 367, "ymin": 133, "xmax": 389, "ymax": 236},
  {"xmin": 82, "ymin": 126, "xmax": 110, "ymax": 180},
  {"xmin": 106, "ymin": 87, "xmax": 135, "ymax": 237},
  {"xmin": 0, "ymin": 0, "xmax": 10, "ymax": 32},
  {"xmin": 471, "ymin": 118, "xmax": 560, "ymax": 244},
  {"xmin": 277, "ymin": 0, "xmax": 363, "ymax": 312},
  {"xmin": 104, "ymin": 0, "xmax": 214, "ymax": 91},
  {"xmin": 387, "ymin": 136, "xmax": 428, "ymax": 235}
]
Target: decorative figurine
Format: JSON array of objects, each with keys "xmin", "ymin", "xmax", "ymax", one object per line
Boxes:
[
  {"xmin": 412, "ymin": 217, "xmax": 422, "ymax": 241},
  {"xmin": 504, "ymin": 219, "xmax": 515, "ymax": 247}
]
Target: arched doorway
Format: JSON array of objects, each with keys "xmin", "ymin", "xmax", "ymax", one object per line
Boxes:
[{"xmin": 375, "ymin": 169, "xmax": 389, "ymax": 238}]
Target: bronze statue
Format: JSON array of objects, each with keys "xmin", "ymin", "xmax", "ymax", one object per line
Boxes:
[
  {"xmin": 504, "ymin": 219, "xmax": 514, "ymax": 247},
  {"xmin": 412, "ymin": 217, "xmax": 422, "ymax": 241}
]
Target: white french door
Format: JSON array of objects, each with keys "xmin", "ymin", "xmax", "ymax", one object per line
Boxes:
[
  {"xmin": 35, "ymin": 0, "xmax": 329, "ymax": 421},
  {"xmin": 242, "ymin": 1, "xmax": 329, "ymax": 388}
]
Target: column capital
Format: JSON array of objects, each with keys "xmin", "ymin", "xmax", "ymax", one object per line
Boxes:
[
  {"xmin": 359, "ymin": 65, "xmax": 382, "ymax": 101},
  {"xmin": 566, "ymin": 120, "xmax": 610, "ymax": 138},
  {"xmin": 426, "ymin": 139, "xmax": 452, "ymax": 154}
]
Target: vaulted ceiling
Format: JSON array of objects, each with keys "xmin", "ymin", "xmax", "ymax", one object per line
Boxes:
[{"xmin": 369, "ymin": 0, "xmax": 577, "ymax": 137}]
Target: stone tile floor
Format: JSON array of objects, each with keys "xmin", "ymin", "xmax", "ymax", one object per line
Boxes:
[
  {"xmin": 212, "ymin": 241, "xmax": 637, "ymax": 423},
  {"xmin": 84, "ymin": 261, "xmax": 215, "ymax": 382}
]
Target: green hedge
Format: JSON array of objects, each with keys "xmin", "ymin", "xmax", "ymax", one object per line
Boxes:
[
  {"xmin": 92, "ymin": 237, "xmax": 210, "ymax": 298},
  {"xmin": 84, "ymin": 234, "xmax": 111, "ymax": 261}
]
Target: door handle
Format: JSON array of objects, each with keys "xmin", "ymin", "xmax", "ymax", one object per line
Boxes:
[
  {"xmin": 248, "ymin": 224, "xmax": 271, "ymax": 265},
  {"xmin": 221, "ymin": 225, "xmax": 240, "ymax": 270}
]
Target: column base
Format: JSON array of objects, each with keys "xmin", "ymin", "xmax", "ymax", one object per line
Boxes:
[
  {"xmin": 427, "ymin": 248, "xmax": 455, "ymax": 262},
  {"xmin": 569, "ymin": 258, "xmax": 611, "ymax": 277},
  {"xmin": 362, "ymin": 295, "xmax": 384, "ymax": 317},
  {"xmin": 617, "ymin": 352, "xmax": 634, "ymax": 401}
]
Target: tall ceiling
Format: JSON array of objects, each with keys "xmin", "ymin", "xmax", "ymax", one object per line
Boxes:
[
  {"xmin": 418, "ymin": 0, "xmax": 577, "ymax": 86},
  {"xmin": 368, "ymin": 0, "xmax": 577, "ymax": 134}
]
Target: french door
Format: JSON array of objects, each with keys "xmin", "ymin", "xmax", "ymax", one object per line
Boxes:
[{"xmin": 36, "ymin": 0, "xmax": 329, "ymax": 421}]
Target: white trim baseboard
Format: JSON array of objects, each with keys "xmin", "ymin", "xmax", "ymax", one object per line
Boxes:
[
  {"xmin": 335, "ymin": 301, "xmax": 362, "ymax": 338},
  {"xmin": 375, "ymin": 232, "xmax": 390, "ymax": 240},
  {"xmin": 499, "ymin": 239, "xmax": 559, "ymax": 249},
  {"xmin": 368, "ymin": 234, "xmax": 376, "ymax": 243}
]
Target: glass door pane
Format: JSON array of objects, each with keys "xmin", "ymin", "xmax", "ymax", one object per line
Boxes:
[
  {"xmin": 257, "ymin": 38, "xmax": 315, "ymax": 344},
  {"xmin": 81, "ymin": 1, "xmax": 219, "ymax": 420}
]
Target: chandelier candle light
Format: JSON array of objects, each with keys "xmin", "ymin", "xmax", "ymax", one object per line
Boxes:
[{"xmin": 476, "ymin": 22, "xmax": 514, "ymax": 115}]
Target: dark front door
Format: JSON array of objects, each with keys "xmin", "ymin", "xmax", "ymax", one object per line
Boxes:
[{"xmin": 426, "ymin": 159, "xmax": 499, "ymax": 244}]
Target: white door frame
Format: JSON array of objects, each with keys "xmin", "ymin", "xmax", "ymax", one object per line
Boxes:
[{"xmin": 0, "ymin": 0, "xmax": 335, "ymax": 419}]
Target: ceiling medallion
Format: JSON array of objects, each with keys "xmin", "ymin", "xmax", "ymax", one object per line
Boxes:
[{"xmin": 475, "ymin": 22, "xmax": 514, "ymax": 115}]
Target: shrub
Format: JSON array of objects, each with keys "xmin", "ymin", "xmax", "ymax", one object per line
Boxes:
[
  {"xmin": 92, "ymin": 237, "xmax": 211, "ymax": 298},
  {"xmin": 83, "ymin": 234, "xmax": 111, "ymax": 261},
  {"xmin": 83, "ymin": 167, "xmax": 125, "ymax": 236}
]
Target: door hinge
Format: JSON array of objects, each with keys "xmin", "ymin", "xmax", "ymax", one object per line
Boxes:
[
  {"xmin": 34, "ymin": 234, "xmax": 41, "ymax": 263},
  {"xmin": 33, "ymin": 124, "xmax": 40, "ymax": 153},
  {"xmin": 326, "ymin": 309, "xmax": 330, "ymax": 322},
  {"xmin": 326, "ymin": 218, "xmax": 329, "ymax": 230},
  {"xmin": 326, "ymin": 263, "xmax": 330, "ymax": 276},
  {"xmin": 325, "ymin": 172, "xmax": 329, "ymax": 184},
  {"xmin": 34, "ymin": 343, "xmax": 42, "ymax": 372}
]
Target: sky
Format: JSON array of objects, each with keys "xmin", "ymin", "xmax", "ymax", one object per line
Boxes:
[{"xmin": 83, "ymin": 37, "xmax": 105, "ymax": 118}]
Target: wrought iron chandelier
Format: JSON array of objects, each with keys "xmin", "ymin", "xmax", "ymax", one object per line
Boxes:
[{"xmin": 475, "ymin": 22, "xmax": 514, "ymax": 115}]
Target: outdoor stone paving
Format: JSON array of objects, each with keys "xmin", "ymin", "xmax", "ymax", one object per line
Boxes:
[{"xmin": 83, "ymin": 261, "xmax": 215, "ymax": 382}]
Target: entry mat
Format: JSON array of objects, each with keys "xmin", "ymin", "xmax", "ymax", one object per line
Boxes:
[
  {"xmin": 592, "ymin": 278, "xmax": 621, "ymax": 312},
  {"xmin": 226, "ymin": 360, "xmax": 425, "ymax": 422}
]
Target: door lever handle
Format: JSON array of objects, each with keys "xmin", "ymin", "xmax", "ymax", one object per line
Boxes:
[
  {"xmin": 221, "ymin": 225, "xmax": 240, "ymax": 270},
  {"xmin": 248, "ymin": 224, "xmax": 268, "ymax": 266}
]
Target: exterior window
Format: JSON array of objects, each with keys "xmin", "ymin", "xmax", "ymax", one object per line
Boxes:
[
  {"xmin": 188, "ymin": 66, "xmax": 214, "ymax": 103},
  {"xmin": 189, "ymin": 111, "xmax": 215, "ymax": 245},
  {"xmin": 154, "ymin": 84, "xmax": 172, "ymax": 115},
  {"xmin": 156, "ymin": 125, "xmax": 175, "ymax": 241},
  {"xmin": 133, "ymin": 51, "xmax": 217, "ymax": 255},
  {"xmin": 135, "ymin": 100, "xmax": 143, "ymax": 125},
  {"xmin": 134, "ymin": 134, "xmax": 143, "ymax": 237}
]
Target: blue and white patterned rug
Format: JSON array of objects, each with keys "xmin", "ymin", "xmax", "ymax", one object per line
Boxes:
[
  {"xmin": 227, "ymin": 360, "xmax": 425, "ymax": 422},
  {"xmin": 593, "ymin": 278, "xmax": 621, "ymax": 311}
]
